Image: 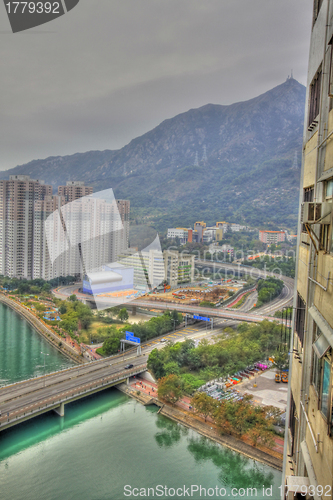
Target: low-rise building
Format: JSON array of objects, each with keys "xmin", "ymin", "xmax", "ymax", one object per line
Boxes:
[
  {"xmin": 203, "ymin": 227, "xmax": 216, "ymax": 243},
  {"xmin": 258, "ymin": 230, "xmax": 286, "ymax": 244},
  {"xmin": 167, "ymin": 228, "xmax": 190, "ymax": 245}
]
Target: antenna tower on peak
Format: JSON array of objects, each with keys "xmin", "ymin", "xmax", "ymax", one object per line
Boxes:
[{"xmin": 201, "ymin": 145, "xmax": 208, "ymax": 163}]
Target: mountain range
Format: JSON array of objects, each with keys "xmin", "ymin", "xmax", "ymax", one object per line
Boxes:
[{"xmin": 0, "ymin": 78, "xmax": 306, "ymax": 232}]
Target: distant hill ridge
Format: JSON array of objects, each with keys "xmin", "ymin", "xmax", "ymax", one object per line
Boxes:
[{"xmin": 0, "ymin": 78, "xmax": 305, "ymax": 231}]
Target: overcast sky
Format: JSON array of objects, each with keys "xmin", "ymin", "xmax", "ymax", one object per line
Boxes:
[{"xmin": 0, "ymin": 0, "xmax": 313, "ymax": 171}]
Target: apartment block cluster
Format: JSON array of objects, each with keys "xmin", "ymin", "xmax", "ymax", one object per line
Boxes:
[
  {"xmin": 167, "ymin": 221, "xmax": 247, "ymax": 245},
  {"xmin": 118, "ymin": 248, "xmax": 195, "ymax": 289},
  {"xmin": 283, "ymin": 1, "xmax": 333, "ymax": 497},
  {"xmin": 0, "ymin": 176, "xmax": 130, "ymax": 281}
]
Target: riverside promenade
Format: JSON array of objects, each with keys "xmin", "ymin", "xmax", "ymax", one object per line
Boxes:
[
  {"xmin": 119, "ymin": 376, "xmax": 284, "ymax": 471},
  {"xmin": 0, "ymin": 294, "xmax": 84, "ymax": 364}
]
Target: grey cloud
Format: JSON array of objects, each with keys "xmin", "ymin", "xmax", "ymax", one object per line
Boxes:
[{"xmin": 0, "ymin": 0, "xmax": 312, "ymax": 170}]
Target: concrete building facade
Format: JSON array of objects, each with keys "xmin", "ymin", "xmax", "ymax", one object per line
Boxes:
[
  {"xmin": 43, "ymin": 192, "xmax": 130, "ymax": 280},
  {"xmin": 0, "ymin": 175, "xmax": 52, "ymax": 279},
  {"xmin": 118, "ymin": 247, "xmax": 165, "ymax": 290},
  {"xmin": 57, "ymin": 181, "xmax": 93, "ymax": 202},
  {"xmin": 164, "ymin": 250, "xmax": 195, "ymax": 286},
  {"xmin": 259, "ymin": 230, "xmax": 286, "ymax": 244},
  {"xmin": 0, "ymin": 176, "xmax": 129, "ymax": 281},
  {"xmin": 283, "ymin": 2, "xmax": 333, "ymax": 499}
]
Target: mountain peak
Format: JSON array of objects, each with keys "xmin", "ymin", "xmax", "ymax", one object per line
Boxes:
[{"xmin": 0, "ymin": 81, "xmax": 305, "ymax": 230}]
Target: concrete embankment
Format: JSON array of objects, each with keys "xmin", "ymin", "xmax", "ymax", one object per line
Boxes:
[
  {"xmin": 0, "ymin": 294, "xmax": 83, "ymax": 364},
  {"xmin": 116, "ymin": 382, "xmax": 282, "ymax": 471}
]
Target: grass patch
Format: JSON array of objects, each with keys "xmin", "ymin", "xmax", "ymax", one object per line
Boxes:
[
  {"xmin": 95, "ymin": 347, "xmax": 106, "ymax": 356},
  {"xmin": 233, "ymin": 292, "xmax": 250, "ymax": 309}
]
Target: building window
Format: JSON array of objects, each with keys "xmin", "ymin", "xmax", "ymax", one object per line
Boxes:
[
  {"xmin": 312, "ymin": 326, "xmax": 324, "ymax": 394},
  {"xmin": 308, "ymin": 69, "xmax": 322, "ymax": 127},
  {"xmin": 289, "ymin": 392, "xmax": 296, "ymax": 456},
  {"xmin": 321, "ymin": 358, "xmax": 331, "ymax": 419},
  {"xmin": 325, "ymin": 179, "xmax": 333, "ymax": 199},
  {"xmin": 295, "ymin": 293, "xmax": 306, "ymax": 347},
  {"xmin": 320, "ymin": 224, "xmax": 331, "ymax": 252},
  {"xmin": 303, "ymin": 186, "xmax": 314, "ymax": 202},
  {"xmin": 302, "ymin": 187, "xmax": 315, "ymax": 234}
]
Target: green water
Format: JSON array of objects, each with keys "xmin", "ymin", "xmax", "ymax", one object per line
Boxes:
[
  {"xmin": 0, "ymin": 303, "xmax": 282, "ymax": 500},
  {"xmin": 0, "ymin": 391, "xmax": 282, "ymax": 500},
  {"xmin": 0, "ymin": 302, "xmax": 74, "ymax": 386}
]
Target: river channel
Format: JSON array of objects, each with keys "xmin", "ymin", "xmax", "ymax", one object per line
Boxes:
[{"xmin": 0, "ymin": 302, "xmax": 282, "ymax": 500}]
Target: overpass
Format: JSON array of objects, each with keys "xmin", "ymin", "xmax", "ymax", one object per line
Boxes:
[
  {"xmin": 54, "ymin": 261, "xmax": 293, "ymax": 322},
  {"xmin": 0, "ymin": 353, "xmax": 147, "ymax": 432},
  {"xmin": 132, "ymin": 300, "xmax": 288, "ymax": 324}
]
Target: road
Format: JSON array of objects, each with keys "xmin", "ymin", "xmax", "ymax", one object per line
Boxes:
[
  {"xmin": 0, "ymin": 261, "xmax": 293, "ymax": 431},
  {"xmin": 0, "ymin": 318, "xmax": 233, "ymax": 429},
  {"xmin": 55, "ymin": 283, "xmax": 293, "ymax": 322},
  {"xmin": 54, "ymin": 259, "xmax": 293, "ymax": 319}
]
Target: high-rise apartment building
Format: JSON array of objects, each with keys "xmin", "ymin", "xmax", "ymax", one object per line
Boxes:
[
  {"xmin": 33, "ymin": 195, "xmax": 66, "ymax": 280},
  {"xmin": 283, "ymin": 2, "xmax": 333, "ymax": 498},
  {"xmin": 57, "ymin": 181, "xmax": 93, "ymax": 202},
  {"xmin": 0, "ymin": 176, "xmax": 129, "ymax": 281},
  {"xmin": 0, "ymin": 175, "xmax": 52, "ymax": 279},
  {"xmin": 38, "ymin": 192, "xmax": 130, "ymax": 280}
]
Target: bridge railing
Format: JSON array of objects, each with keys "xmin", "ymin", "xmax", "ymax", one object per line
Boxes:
[{"xmin": 0, "ymin": 364, "xmax": 147, "ymax": 428}]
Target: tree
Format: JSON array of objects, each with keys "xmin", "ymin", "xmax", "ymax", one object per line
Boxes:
[
  {"xmin": 118, "ymin": 308, "xmax": 129, "ymax": 322},
  {"xmin": 80, "ymin": 314, "xmax": 93, "ymax": 330},
  {"xmin": 272, "ymin": 351, "xmax": 289, "ymax": 371},
  {"xmin": 191, "ymin": 392, "xmax": 217, "ymax": 422},
  {"xmin": 147, "ymin": 348, "xmax": 166, "ymax": 379},
  {"xmin": 164, "ymin": 361, "xmax": 180, "ymax": 376},
  {"xmin": 34, "ymin": 303, "xmax": 46, "ymax": 312},
  {"xmin": 42, "ymin": 283, "xmax": 51, "ymax": 292},
  {"xmin": 102, "ymin": 328, "xmax": 123, "ymax": 354},
  {"xmin": 107, "ymin": 306, "xmax": 121, "ymax": 317},
  {"xmin": 171, "ymin": 309, "xmax": 181, "ymax": 326},
  {"xmin": 69, "ymin": 294, "xmax": 77, "ymax": 302},
  {"xmin": 59, "ymin": 304, "xmax": 67, "ymax": 315},
  {"xmin": 158, "ymin": 375, "xmax": 183, "ymax": 405}
]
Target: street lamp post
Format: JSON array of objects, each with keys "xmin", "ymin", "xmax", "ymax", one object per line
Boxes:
[{"xmin": 41, "ymin": 351, "xmax": 49, "ymax": 387}]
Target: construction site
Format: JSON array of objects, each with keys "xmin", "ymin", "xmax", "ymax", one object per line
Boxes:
[{"xmin": 142, "ymin": 284, "xmax": 232, "ymax": 306}]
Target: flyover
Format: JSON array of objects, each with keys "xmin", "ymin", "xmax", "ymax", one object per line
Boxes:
[
  {"xmin": 54, "ymin": 260, "xmax": 294, "ymax": 322},
  {"xmin": 132, "ymin": 300, "xmax": 289, "ymax": 324}
]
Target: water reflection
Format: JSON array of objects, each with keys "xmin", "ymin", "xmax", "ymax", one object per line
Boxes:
[
  {"xmin": 154, "ymin": 415, "xmax": 189, "ymax": 448},
  {"xmin": 187, "ymin": 436, "xmax": 275, "ymax": 488}
]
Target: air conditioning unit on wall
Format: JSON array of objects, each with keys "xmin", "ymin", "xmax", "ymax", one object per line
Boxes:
[
  {"xmin": 301, "ymin": 202, "xmax": 332, "ymax": 224},
  {"xmin": 285, "ymin": 476, "xmax": 310, "ymax": 500}
]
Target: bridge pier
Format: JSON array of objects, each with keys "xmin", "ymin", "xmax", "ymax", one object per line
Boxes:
[
  {"xmin": 53, "ymin": 402, "xmax": 65, "ymax": 417},
  {"xmin": 131, "ymin": 306, "xmax": 137, "ymax": 316}
]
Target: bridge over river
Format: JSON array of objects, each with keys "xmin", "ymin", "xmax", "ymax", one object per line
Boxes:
[
  {"xmin": 0, "ymin": 352, "xmax": 147, "ymax": 432},
  {"xmin": 1, "ymin": 262, "xmax": 293, "ymax": 433}
]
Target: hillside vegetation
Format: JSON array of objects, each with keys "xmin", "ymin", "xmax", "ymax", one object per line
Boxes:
[{"xmin": 0, "ymin": 79, "xmax": 305, "ymax": 231}]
